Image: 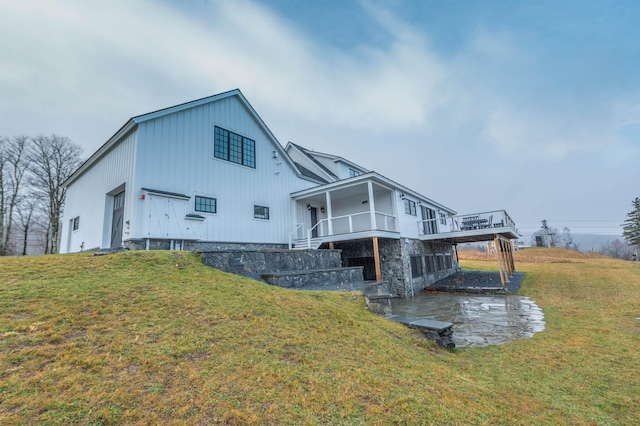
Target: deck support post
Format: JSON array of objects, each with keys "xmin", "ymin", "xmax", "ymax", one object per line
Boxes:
[
  {"xmin": 453, "ymin": 244, "xmax": 459, "ymax": 267},
  {"xmin": 372, "ymin": 236, "xmax": 382, "ymax": 282},
  {"xmin": 328, "ymin": 242, "xmax": 334, "ymax": 250},
  {"xmin": 494, "ymin": 235, "xmax": 515, "ymax": 290}
]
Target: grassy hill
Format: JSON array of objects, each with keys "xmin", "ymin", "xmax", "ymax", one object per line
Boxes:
[{"xmin": 1, "ymin": 249, "xmax": 639, "ymax": 425}]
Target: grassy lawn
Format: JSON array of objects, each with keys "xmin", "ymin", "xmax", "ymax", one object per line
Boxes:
[{"xmin": 1, "ymin": 248, "xmax": 639, "ymax": 424}]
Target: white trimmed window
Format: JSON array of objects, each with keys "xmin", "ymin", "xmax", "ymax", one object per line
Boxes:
[
  {"xmin": 214, "ymin": 126, "xmax": 256, "ymax": 168},
  {"xmin": 254, "ymin": 205, "xmax": 269, "ymax": 220},
  {"xmin": 404, "ymin": 199, "xmax": 417, "ymax": 216},
  {"xmin": 195, "ymin": 196, "xmax": 217, "ymax": 213}
]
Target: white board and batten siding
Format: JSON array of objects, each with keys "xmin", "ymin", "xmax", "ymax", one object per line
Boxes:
[
  {"xmin": 60, "ymin": 130, "xmax": 138, "ymax": 253},
  {"xmin": 131, "ymin": 95, "xmax": 316, "ymax": 245}
]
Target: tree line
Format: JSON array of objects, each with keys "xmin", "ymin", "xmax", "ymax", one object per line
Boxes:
[
  {"xmin": 529, "ymin": 200, "xmax": 640, "ymax": 260},
  {"xmin": 0, "ymin": 135, "xmax": 82, "ymax": 256}
]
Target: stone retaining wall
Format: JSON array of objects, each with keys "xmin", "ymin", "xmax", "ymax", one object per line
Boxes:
[
  {"xmin": 201, "ymin": 249, "xmax": 345, "ymax": 281},
  {"xmin": 261, "ymin": 267, "xmax": 364, "ymax": 289}
]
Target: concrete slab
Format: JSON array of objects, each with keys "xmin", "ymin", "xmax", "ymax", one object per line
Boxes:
[{"xmin": 410, "ymin": 319, "xmax": 453, "ymax": 331}]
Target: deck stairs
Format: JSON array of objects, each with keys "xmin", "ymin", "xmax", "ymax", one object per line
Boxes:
[{"xmin": 292, "ymin": 237, "xmax": 323, "ymax": 250}]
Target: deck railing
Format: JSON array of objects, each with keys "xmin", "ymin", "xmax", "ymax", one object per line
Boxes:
[
  {"xmin": 418, "ymin": 210, "xmax": 516, "ymax": 237},
  {"xmin": 292, "ymin": 211, "xmax": 398, "ymax": 248}
]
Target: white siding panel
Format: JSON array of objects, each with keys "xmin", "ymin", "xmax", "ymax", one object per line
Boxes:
[
  {"xmin": 396, "ymin": 195, "xmax": 421, "ymax": 239},
  {"xmin": 133, "ymin": 96, "xmax": 315, "ymax": 244},
  {"xmin": 61, "ymin": 130, "xmax": 138, "ymax": 253}
]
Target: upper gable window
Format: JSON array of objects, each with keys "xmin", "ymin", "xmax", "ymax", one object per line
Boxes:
[
  {"xmin": 214, "ymin": 126, "xmax": 256, "ymax": 168},
  {"xmin": 349, "ymin": 168, "xmax": 361, "ymax": 178}
]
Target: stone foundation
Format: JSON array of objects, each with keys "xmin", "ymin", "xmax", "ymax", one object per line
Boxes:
[
  {"xmin": 122, "ymin": 239, "xmax": 287, "ymax": 252},
  {"xmin": 201, "ymin": 249, "xmax": 354, "ymax": 282},
  {"xmin": 334, "ymin": 238, "xmax": 459, "ymax": 298}
]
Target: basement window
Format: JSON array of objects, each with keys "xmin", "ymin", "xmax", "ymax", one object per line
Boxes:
[
  {"xmin": 410, "ymin": 255, "xmax": 424, "ymax": 277},
  {"xmin": 425, "ymin": 255, "xmax": 436, "ymax": 273},
  {"xmin": 445, "ymin": 254, "xmax": 453, "ymax": 270},
  {"xmin": 214, "ymin": 126, "xmax": 256, "ymax": 168},
  {"xmin": 254, "ymin": 205, "xmax": 269, "ymax": 220}
]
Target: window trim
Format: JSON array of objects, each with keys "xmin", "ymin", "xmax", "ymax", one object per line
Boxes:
[
  {"xmin": 72, "ymin": 216, "xmax": 80, "ymax": 231},
  {"xmin": 410, "ymin": 255, "xmax": 424, "ymax": 277},
  {"xmin": 254, "ymin": 205, "xmax": 270, "ymax": 220},
  {"xmin": 214, "ymin": 126, "xmax": 256, "ymax": 168},
  {"xmin": 439, "ymin": 212, "xmax": 447, "ymax": 225},
  {"xmin": 194, "ymin": 195, "xmax": 217, "ymax": 214},
  {"xmin": 425, "ymin": 255, "xmax": 436, "ymax": 273},
  {"xmin": 404, "ymin": 199, "xmax": 417, "ymax": 216}
]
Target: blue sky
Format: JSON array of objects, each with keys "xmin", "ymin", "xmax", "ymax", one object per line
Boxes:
[{"xmin": 1, "ymin": 0, "xmax": 638, "ymax": 240}]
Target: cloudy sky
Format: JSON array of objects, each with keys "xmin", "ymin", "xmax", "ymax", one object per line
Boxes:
[{"xmin": 1, "ymin": 0, "xmax": 638, "ymax": 238}]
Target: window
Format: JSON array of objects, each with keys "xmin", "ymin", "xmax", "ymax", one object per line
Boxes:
[
  {"xmin": 404, "ymin": 199, "xmax": 417, "ymax": 216},
  {"xmin": 72, "ymin": 216, "xmax": 80, "ymax": 231},
  {"xmin": 410, "ymin": 256, "xmax": 424, "ymax": 277},
  {"xmin": 195, "ymin": 196, "xmax": 217, "ymax": 213},
  {"xmin": 214, "ymin": 126, "xmax": 256, "ymax": 168},
  {"xmin": 349, "ymin": 168, "xmax": 361, "ymax": 177},
  {"xmin": 425, "ymin": 255, "xmax": 436, "ymax": 273},
  {"xmin": 421, "ymin": 206, "xmax": 436, "ymax": 235},
  {"xmin": 444, "ymin": 254, "xmax": 453, "ymax": 270},
  {"xmin": 436, "ymin": 255, "xmax": 445, "ymax": 271},
  {"xmin": 254, "ymin": 205, "xmax": 269, "ymax": 220},
  {"xmin": 439, "ymin": 212, "xmax": 447, "ymax": 225}
]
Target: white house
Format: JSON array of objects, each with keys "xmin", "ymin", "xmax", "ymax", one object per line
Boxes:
[{"xmin": 61, "ymin": 89, "xmax": 518, "ymax": 296}]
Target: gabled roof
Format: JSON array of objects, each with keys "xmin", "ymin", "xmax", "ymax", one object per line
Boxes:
[
  {"xmin": 64, "ymin": 89, "xmax": 319, "ymax": 186},
  {"xmin": 293, "ymin": 162, "xmax": 329, "ymax": 184},
  {"xmin": 287, "ymin": 142, "xmax": 339, "ymax": 180}
]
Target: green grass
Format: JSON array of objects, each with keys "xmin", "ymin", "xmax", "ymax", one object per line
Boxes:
[{"xmin": 1, "ymin": 249, "xmax": 639, "ymax": 424}]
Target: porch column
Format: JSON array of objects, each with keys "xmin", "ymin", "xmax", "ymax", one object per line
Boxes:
[
  {"xmin": 325, "ymin": 191, "xmax": 333, "ymax": 235},
  {"xmin": 367, "ymin": 181, "xmax": 377, "ymax": 230},
  {"xmin": 372, "ymin": 236, "xmax": 382, "ymax": 282}
]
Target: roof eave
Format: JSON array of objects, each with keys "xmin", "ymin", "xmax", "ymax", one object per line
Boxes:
[
  {"xmin": 63, "ymin": 119, "xmax": 137, "ymax": 187},
  {"xmin": 291, "ymin": 171, "xmax": 457, "ymax": 215}
]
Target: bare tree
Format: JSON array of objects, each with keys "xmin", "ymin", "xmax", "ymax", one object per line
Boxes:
[
  {"xmin": 0, "ymin": 137, "xmax": 6, "ymax": 254},
  {"xmin": 15, "ymin": 195, "xmax": 41, "ymax": 255},
  {"xmin": 0, "ymin": 136, "xmax": 30, "ymax": 255},
  {"xmin": 28, "ymin": 135, "xmax": 82, "ymax": 254},
  {"xmin": 598, "ymin": 239, "xmax": 635, "ymax": 260}
]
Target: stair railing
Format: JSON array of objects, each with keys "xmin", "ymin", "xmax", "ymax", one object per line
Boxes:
[{"xmin": 288, "ymin": 223, "xmax": 304, "ymax": 249}]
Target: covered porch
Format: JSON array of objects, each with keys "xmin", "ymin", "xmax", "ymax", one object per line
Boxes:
[{"xmin": 289, "ymin": 176, "xmax": 400, "ymax": 250}]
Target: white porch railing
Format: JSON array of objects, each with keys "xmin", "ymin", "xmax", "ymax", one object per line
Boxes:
[
  {"xmin": 288, "ymin": 223, "xmax": 305, "ymax": 249},
  {"xmin": 418, "ymin": 210, "xmax": 517, "ymax": 237},
  {"xmin": 290, "ymin": 211, "xmax": 397, "ymax": 249}
]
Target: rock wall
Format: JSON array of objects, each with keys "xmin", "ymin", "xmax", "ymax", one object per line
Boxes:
[
  {"xmin": 334, "ymin": 238, "xmax": 458, "ymax": 298},
  {"xmin": 201, "ymin": 249, "xmax": 345, "ymax": 281}
]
